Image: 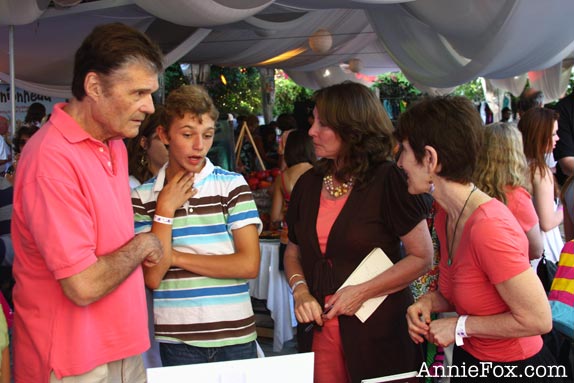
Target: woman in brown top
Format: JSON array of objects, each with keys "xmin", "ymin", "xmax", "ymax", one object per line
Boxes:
[{"xmin": 284, "ymin": 81, "xmax": 433, "ymax": 383}]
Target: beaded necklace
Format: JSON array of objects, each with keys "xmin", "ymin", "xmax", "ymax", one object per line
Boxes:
[{"xmin": 323, "ymin": 174, "xmax": 354, "ymax": 198}]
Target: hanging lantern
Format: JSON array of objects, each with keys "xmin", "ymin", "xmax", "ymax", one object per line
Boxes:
[
  {"xmin": 348, "ymin": 58, "xmax": 363, "ymax": 73},
  {"xmin": 309, "ymin": 29, "xmax": 332, "ymax": 54}
]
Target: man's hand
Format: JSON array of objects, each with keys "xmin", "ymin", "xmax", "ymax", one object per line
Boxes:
[{"xmin": 132, "ymin": 232, "xmax": 163, "ymax": 267}]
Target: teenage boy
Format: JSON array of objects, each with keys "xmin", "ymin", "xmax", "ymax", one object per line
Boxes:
[{"xmin": 132, "ymin": 85, "xmax": 262, "ymax": 366}]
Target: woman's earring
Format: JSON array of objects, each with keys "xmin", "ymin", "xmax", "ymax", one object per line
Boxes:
[
  {"xmin": 140, "ymin": 154, "xmax": 148, "ymax": 167},
  {"xmin": 428, "ymin": 181, "xmax": 435, "ymax": 194}
]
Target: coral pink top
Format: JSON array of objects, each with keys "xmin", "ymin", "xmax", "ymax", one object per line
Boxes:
[
  {"xmin": 436, "ymin": 199, "xmax": 541, "ymax": 362},
  {"xmin": 317, "ymin": 194, "xmax": 348, "ymax": 255}
]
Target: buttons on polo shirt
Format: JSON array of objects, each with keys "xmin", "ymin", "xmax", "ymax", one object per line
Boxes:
[
  {"xmin": 99, "ymin": 147, "xmax": 104, "ymax": 152},
  {"xmin": 107, "ymin": 161, "xmax": 112, "ymax": 167}
]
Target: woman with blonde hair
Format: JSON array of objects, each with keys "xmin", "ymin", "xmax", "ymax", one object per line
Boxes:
[
  {"xmin": 474, "ymin": 122, "xmax": 543, "ymax": 259},
  {"xmin": 518, "ymin": 108, "xmax": 563, "ymax": 264}
]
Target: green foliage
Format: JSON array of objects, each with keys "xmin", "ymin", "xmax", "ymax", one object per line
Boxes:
[
  {"xmin": 373, "ymin": 72, "xmax": 421, "ymax": 100},
  {"xmin": 164, "ymin": 63, "xmax": 189, "ymax": 96},
  {"xmin": 162, "ymin": 64, "xmax": 500, "ymax": 120},
  {"xmin": 373, "ymin": 72, "xmax": 486, "ymax": 103},
  {"xmin": 451, "ymin": 78, "xmax": 485, "ymax": 102},
  {"xmin": 273, "ymin": 71, "xmax": 314, "ymax": 116},
  {"xmin": 206, "ymin": 66, "xmax": 262, "ymax": 117},
  {"xmin": 373, "ymin": 72, "xmax": 422, "ymax": 120}
]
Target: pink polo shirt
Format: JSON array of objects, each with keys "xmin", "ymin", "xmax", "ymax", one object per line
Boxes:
[{"xmin": 12, "ymin": 103, "xmax": 148, "ymax": 382}]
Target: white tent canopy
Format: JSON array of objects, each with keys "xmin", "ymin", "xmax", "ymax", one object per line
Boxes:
[{"xmin": 1, "ymin": 0, "xmax": 574, "ymax": 100}]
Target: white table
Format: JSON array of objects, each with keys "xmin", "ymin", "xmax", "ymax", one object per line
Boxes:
[
  {"xmin": 249, "ymin": 240, "xmax": 297, "ymax": 352},
  {"xmin": 148, "ymin": 352, "xmax": 314, "ymax": 383}
]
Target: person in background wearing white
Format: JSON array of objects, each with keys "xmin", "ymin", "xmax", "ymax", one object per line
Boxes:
[{"xmin": 0, "ymin": 118, "xmax": 11, "ymax": 176}]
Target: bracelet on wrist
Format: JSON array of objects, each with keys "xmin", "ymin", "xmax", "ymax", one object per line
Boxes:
[
  {"xmin": 290, "ymin": 279, "xmax": 307, "ymax": 294},
  {"xmin": 153, "ymin": 214, "xmax": 174, "ymax": 225},
  {"xmin": 288, "ymin": 273, "xmax": 303, "ymax": 285},
  {"xmin": 455, "ymin": 315, "xmax": 469, "ymax": 346}
]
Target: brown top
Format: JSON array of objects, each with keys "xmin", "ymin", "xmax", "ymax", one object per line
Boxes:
[{"xmin": 287, "ymin": 162, "xmax": 431, "ymax": 382}]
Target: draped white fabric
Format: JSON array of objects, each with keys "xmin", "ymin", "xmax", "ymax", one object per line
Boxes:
[
  {"xmin": 274, "ymin": 0, "xmax": 411, "ymax": 10},
  {"xmin": 369, "ymin": 0, "xmax": 574, "ymax": 88},
  {"xmin": 489, "ymin": 75, "xmax": 528, "ymax": 98},
  {"xmin": 286, "ymin": 65, "xmax": 374, "ymax": 90},
  {"xmin": 407, "ymin": 78, "xmax": 455, "ymax": 96},
  {"xmin": 528, "ymin": 61, "xmax": 573, "ymax": 103},
  {"xmin": 1, "ymin": 0, "xmax": 574, "ymax": 99},
  {"xmin": 0, "ymin": 0, "xmax": 48, "ymax": 25},
  {"xmin": 134, "ymin": 0, "xmax": 273, "ymax": 27},
  {"xmin": 163, "ymin": 28, "xmax": 212, "ymax": 68}
]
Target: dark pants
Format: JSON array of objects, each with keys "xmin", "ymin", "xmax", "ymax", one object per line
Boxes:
[{"xmin": 160, "ymin": 341, "xmax": 257, "ymax": 366}]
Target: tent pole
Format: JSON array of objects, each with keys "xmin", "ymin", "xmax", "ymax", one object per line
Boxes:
[{"xmin": 9, "ymin": 25, "xmax": 16, "ymax": 137}]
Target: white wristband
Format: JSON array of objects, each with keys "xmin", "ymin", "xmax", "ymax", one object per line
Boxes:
[
  {"xmin": 290, "ymin": 279, "xmax": 307, "ymax": 294},
  {"xmin": 455, "ymin": 315, "xmax": 469, "ymax": 346},
  {"xmin": 153, "ymin": 214, "xmax": 173, "ymax": 225}
]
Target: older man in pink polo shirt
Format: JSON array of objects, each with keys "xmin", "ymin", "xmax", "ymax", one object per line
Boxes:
[{"xmin": 11, "ymin": 23, "xmax": 164, "ymax": 383}]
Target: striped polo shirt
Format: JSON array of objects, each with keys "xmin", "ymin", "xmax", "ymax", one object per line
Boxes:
[{"xmin": 132, "ymin": 158, "xmax": 262, "ymax": 348}]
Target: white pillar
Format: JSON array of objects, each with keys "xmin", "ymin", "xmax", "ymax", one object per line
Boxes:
[{"xmin": 258, "ymin": 67, "xmax": 275, "ymax": 124}]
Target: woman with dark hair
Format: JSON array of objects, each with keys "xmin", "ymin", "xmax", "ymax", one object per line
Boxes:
[
  {"xmin": 398, "ymin": 96, "xmax": 554, "ymax": 382},
  {"xmin": 126, "ymin": 105, "xmax": 168, "ymax": 189},
  {"xmin": 4, "ymin": 124, "xmax": 39, "ymax": 182},
  {"xmin": 258, "ymin": 123, "xmax": 279, "ymax": 169},
  {"xmin": 125, "ymin": 106, "xmax": 168, "ymax": 369},
  {"xmin": 13, "ymin": 125, "xmax": 39, "ymax": 156},
  {"xmin": 276, "ymin": 113, "xmax": 298, "ymax": 170},
  {"xmin": 270, "ymin": 129, "xmax": 315, "ymax": 268},
  {"xmin": 518, "ymin": 108, "xmax": 563, "ymax": 264},
  {"xmin": 24, "ymin": 102, "xmax": 46, "ymax": 127},
  {"xmin": 284, "ymin": 81, "xmax": 433, "ymax": 382}
]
